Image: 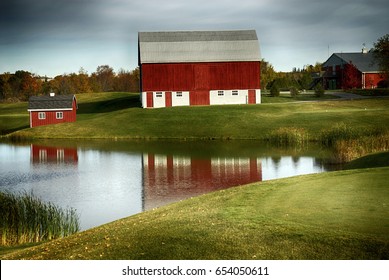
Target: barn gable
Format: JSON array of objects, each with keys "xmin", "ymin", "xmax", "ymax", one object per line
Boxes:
[{"xmin": 138, "ymin": 30, "xmax": 261, "ymax": 108}]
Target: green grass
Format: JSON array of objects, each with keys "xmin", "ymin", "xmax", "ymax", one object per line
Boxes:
[
  {"xmin": 3, "ymin": 92, "xmax": 389, "ymax": 143},
  {"xmin": 0, "ymin": 102, "xmax": 29, "ymax": 135},
  {"xmin": 2, "ymin": 166, "xmax": 388, "ymax": 260},
  {"xmin": 345, "ymin": 151, "xmax": 389, "ymax": 170}
]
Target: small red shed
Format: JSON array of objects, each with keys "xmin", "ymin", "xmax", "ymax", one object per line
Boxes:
[
  {"xmin": 28, "ymin": 94, "xmax": 78, "ymax": 128},
  {"xmin": 138, "ymin": 30, "xmax": 261, "ymax": 108}
]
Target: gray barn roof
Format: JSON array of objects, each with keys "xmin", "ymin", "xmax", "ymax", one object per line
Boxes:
[
  {"xmin": 138, "ymin": 30, "xmax": 261, "ymax": 64},
  {"xmin": 323, "ymin": 52, "xmax": 380, "ymax": 73},
  {"xmin": 28, "ymin": 95, "xmax": 77, "ymax": 111}
]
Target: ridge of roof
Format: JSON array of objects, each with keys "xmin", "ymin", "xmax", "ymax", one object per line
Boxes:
[
  {"xmin": 28, "ymin": 95, "xmax": 76, "ymax": 110},
  {"xmin": 138, "ymin": 30, "xmax": 258, "ymax": 43}
]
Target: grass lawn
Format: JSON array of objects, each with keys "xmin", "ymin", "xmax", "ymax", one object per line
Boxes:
[
  {"xmin": 2, "ymin": 92, "xmax": 389, "ymax": 141},
  {"xmin": 0, "ymin": 102, "xmax": 29, "ymax": 135},
  {"xmin": 2, "ymin": 166, "xmax": 389, "ymax": 260}
]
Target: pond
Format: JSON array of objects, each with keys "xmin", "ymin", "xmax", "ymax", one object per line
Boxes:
[{"xmin": 0, "ymin": 140, "xmax": 337, "ymax": 230}]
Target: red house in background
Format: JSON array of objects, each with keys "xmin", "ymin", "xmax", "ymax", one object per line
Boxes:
[
  {"xmin": 138, "ymin": 30, "xmax": 261, "ymax": 108},
  {"xmin": 28, "ymin": 93, "xmax": 77, "ymax": 128},
  {"xmin": 322, "ymin": 49, "xmax": 385, "ymax": 89}
]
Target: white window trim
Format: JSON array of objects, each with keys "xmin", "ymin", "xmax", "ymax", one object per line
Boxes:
[
  {"xmin": 38, "ymin": 112, "xmax": 46, "ymax": 120},
  {"xmin": 56, "ymin": 112, "xmax": 64, "ymax": 119}
]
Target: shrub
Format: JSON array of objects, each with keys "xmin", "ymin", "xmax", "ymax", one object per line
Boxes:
[
  {"xmin": 270, "ymin": 84, "xmax": 280, "ymax": 97},
  {"xmin": 290, "ymin": 86, "xmax": 299, "ymax": 98},
  {"xmin": 314, "ymin": 84, "xmax": 325, "ymax": 97}
]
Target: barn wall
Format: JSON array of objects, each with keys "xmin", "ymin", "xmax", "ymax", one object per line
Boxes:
[
  {"xmin": 141, "ymin": 61, "xmax": 260, "ymax": 92},
  {"xmin": 363, "ymin": 73, "xmax": 385, "ymax": 88}
]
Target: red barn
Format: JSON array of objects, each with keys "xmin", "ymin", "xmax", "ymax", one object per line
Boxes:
[
  {"xmin": 138, "ymin": 30, "xmax": 261, "ymax": 108},
  {"xmin": 322, "ymin": 49, "xmax": 386, "ymax": 89},
  {"xmin": 28, "ymin": 94, "xmax": 77, "ymax": 128}
]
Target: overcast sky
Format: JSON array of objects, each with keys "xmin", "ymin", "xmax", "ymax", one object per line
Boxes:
[{"xmin": 0, "ymin": 0, "xmax": 388, "ymax": 77}]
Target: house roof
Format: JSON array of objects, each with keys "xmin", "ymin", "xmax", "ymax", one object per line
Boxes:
[
  {"xmin": 28, "ymin": 95, "xmax": 77, "ymax": 111},
  {"xmin": 138, "ymin": 30, "xmax": 261, "ymax": 64},
  {"xmin": 323, "ymin": 52, "xmax": 380, "ymax": 73}
]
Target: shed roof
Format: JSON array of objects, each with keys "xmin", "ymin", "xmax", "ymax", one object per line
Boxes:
[
  {"xmin": 138, "ymin": 30, "xmax": 261, "ymax": 64},
  {"xmin": 323, "ymin": 52, "xmax": 379, "ymax": 73},
  {"xmin": 28, "ymin": 95, "xmax": 77, "ymax": 111}
]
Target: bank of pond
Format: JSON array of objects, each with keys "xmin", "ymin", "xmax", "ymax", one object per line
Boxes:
[{"xmin": 1, "ymin": 137, "xmax": 388, "ymax": 258}]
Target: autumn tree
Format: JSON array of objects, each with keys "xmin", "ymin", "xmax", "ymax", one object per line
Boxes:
[
  {"xmin": 0, "ymin": 73, "xmax": 12, "ymax": 100},
  {"xmin": 260, "ymin": 59, "xmax": 276, "ymax": 91},
  {"xmin": 342, "ymin": 62, "xmax": 361, "ymax": 89},
  {"xmin": 373, "ymin": 34, "xmax": 389, "ymax": 83},
  {"xmin": 94, "ymin": 65, "xmax": 115, "ymax": 92},
  {"xmin": 74, "ymin": 68, "xmax": 91, "ymax": 93}
]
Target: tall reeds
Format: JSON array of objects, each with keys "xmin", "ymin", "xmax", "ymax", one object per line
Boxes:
[
  {"xmin": 268, "ymin": 127, "xmax": 309, "ymax": 146},
  {"xmin": 320, "ymin": 123, "xmax": 389, "ymax": 163},
  {"xmin": 0, "ymin": 191, "xmax": 80, "ymax": 246}
]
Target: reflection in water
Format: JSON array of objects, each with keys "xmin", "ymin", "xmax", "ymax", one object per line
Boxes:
[
  {"xmin": 142, "ymin": 154, "xmax": 262, "ymax": 209},
  {"xmin": 0, "ymin": 141, "xmax": 333, "ymax": 230},
  {"xmin": 31, "ymin": 144, "xmax": 78, "ymax": 164}
]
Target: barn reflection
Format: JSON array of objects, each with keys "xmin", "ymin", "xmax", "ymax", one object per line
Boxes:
[
  {"xmin": 142, "ymin": 153, "xmax": 262, "ymax": 210},
  {"xmin": 31, "ymin": 144, "xmax": 78, "ymax": 164}
]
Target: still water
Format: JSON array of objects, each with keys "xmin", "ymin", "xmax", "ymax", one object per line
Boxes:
[{"xmin": 0, "ymin": 140, "xmax": 334, "ymax": 230}]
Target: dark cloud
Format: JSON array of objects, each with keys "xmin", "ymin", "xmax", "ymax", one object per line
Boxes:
[{"xmin": 0, "ymin": 0, "xmax": 388, "ymax": 75}]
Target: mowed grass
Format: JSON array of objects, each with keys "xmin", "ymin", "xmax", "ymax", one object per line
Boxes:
[
  {"xmin": 3, "ymin": 166, "xmax": 389, "ymax": 260},
  {"xmin": 4, "ymin": 92, "xmax": 389, "ymax": 141},
  {"xmin": 0, "ymin": 102, "xmax": 29, "ymax": 135}
]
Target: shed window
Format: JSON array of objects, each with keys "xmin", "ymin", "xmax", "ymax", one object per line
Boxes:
[
  {"xmin": 176, "ymin": 92, "xmax": 182, "ymax": 97},
  {"xmin": 218, "ymin": 90, "xmax": 224, "ymax": 96},
  {"xmin": 232, "ymin": 90, "xmax": 239, "ymax": 96},
  {"xmin": 38, "ymin": 112, "xmax": 46, "ymax": 120},
  {"xmin": 56, "ymin": 112, "xmax": 63, "ymax": 119},
  {"xmin": 156, "ymin": 92, "xmax": 163, "ymax": 97}
]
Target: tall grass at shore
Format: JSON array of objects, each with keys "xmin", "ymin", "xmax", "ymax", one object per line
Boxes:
[
  {"xmin": 0, "ymin": 191, "xmax": 79, "ymax": 246},
  {"xmin": 267, "ymin": 127, "xmax": 309, "ymax": 146},
  {"xmin": 320, "ymin": 123, "xmax": 389, "ymax": 162}
]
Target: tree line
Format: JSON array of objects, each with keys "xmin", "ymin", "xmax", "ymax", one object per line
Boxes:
[
  {"xmin": 260, "ymin": 59, "xmax": 323, "ymax": 93},
  {"xmin": 0, "ymin": 65, "xmax": 139, "ymax": 102}
]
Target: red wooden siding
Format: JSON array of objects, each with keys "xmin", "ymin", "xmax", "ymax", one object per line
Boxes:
[
  {"xmin": 30, "ymin": 99, "xmax": 77, "ymax": 128},
  {"xmin": 141, "ymin": 61, "xmax": 260, "ymax": 92},
  {"xmin": 364, "ymin": 73, "xmax": 386, "ymax": 88},
  {"xmin": 146, "ymin": 92, "xmax": 153, "ymax": 107},
  {"xmin": 165, "ymin": 91, "xmax": 172, "ymax": 107},
  {"xmin": 248, "ymin": 90, "xmax": 256, "ymax": 104},
  {"xmin": 189, "ymin": 90, "xmax": 210, "ymax": 105}
]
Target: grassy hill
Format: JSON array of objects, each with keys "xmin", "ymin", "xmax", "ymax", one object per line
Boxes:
[
  {"xmin": 3, "ymin": 166, "xmax": 389, "ymax": 260},
  {"xmin": 2, "ymin": 92, "xmax": 389, "ymax": 142}
]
